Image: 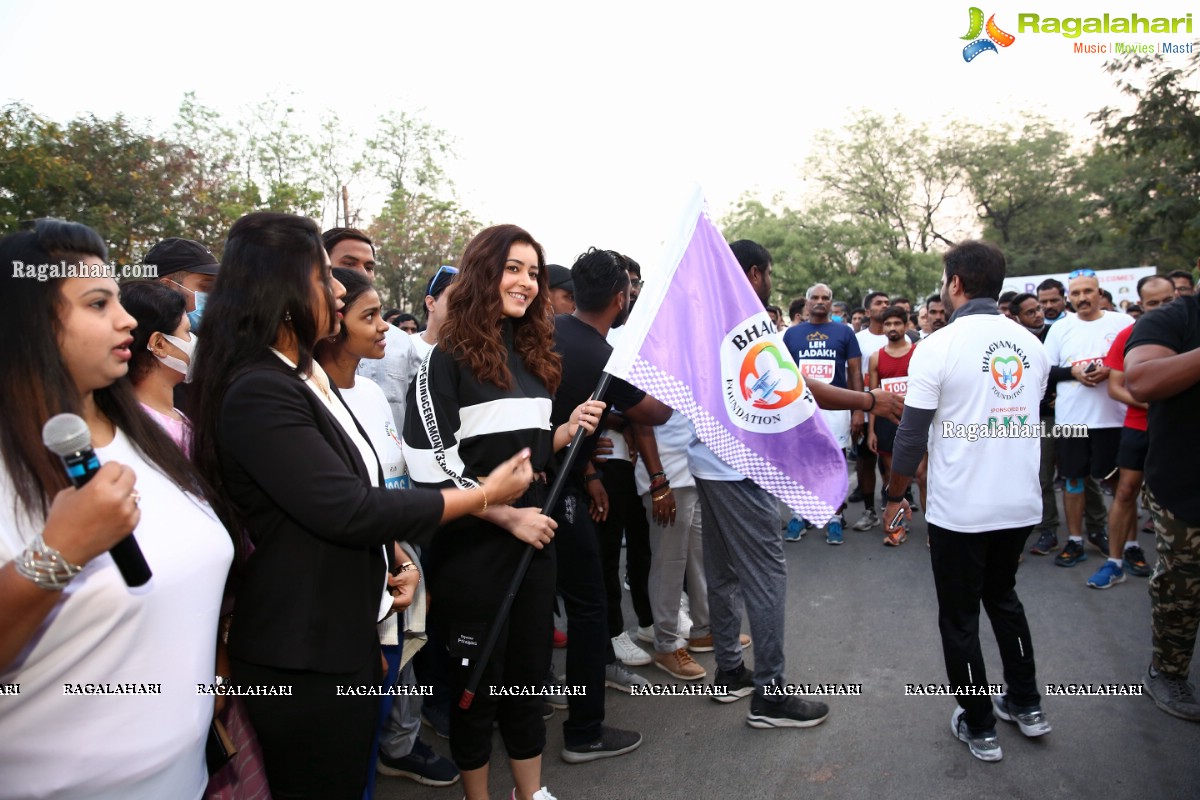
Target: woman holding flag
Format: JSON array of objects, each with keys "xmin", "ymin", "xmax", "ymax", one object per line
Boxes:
[{"xmin": 403, "ymin": 224, "xmax": 603, "ymax": 800}]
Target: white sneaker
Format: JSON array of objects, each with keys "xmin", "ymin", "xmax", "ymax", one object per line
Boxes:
[
  {"xmin": 611, "ymin": 631, "xmax": 651, "ymax": 666},
  {"xmin": 635, "ymin": 625, "xmax": 655, "ymax": 644},
  {"xmin": 512, "ymin": 788, "xmax": 559, "ymax": 800},
  {"xmin": 852, "ymin": 509, "xmax": 881, "ymax": 531},
  {"xmin": 605, "ymin": 662, "xmax": 650, "ymax": 693},
  {"xmin": 679, "ymin": 595, "xmax": 693, "ymax": 636}
]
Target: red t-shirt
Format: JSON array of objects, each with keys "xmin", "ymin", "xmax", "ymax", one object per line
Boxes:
[
  {"xmin": 1103, "ymin": 324, "xmax": 1147, "ymax": 431},
  {"xmin": 875, "ymin": 343, "xmax": 916, "ymax": 395}
]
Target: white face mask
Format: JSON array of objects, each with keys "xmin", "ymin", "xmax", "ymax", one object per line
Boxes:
[{"xmin": 152, "ymin": 332, "xmax": 197, "ymax": 382}]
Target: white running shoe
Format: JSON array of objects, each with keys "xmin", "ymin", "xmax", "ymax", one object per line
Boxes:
[{"xmin": 611, "ymin": 631, "xmax": 651, "ymax": 666}]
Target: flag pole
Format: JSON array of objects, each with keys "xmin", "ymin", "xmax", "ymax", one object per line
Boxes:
[{"xmin": 459, "ymin": 372, "xmax": 613, "ymax": 710}]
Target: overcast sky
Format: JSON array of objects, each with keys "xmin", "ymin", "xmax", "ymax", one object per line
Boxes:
[{"xmin": 3, "ymin": 0, "xmax": 1197, "ymax": 267}]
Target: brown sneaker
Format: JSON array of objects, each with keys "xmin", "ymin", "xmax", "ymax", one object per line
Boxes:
[
  {"xmin": 687, "ymin": 633, "xmax": 751, "ymax": 654},
  {"xmin": 653, "ymin": 648, "xmax": 707, "ymax": 680}
]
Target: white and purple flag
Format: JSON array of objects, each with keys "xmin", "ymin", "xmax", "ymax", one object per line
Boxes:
[{"xmin": 605, "ymin": 188, "xmax": 848, "ymax": 524}]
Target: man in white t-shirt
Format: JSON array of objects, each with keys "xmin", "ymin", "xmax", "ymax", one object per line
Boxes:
[
  {"xmin": 851, "ymin": 291, "xmax": 891, "ymax": 530},
  {"xmin": 1042, "ymin": 272, "xmax": 1133, "ymax": 568},
  {"xmin": 883, "ymin": 240, "xmax": 1051, "ymax": 763}
]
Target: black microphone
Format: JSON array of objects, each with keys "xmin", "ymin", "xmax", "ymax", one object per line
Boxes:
[{"xmin": 42, "ymin": 413, "xmax": 152, "ymax": 587}]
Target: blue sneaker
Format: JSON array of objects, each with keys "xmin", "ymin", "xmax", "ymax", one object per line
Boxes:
[
  {"xmin": 785, "ymin": 518, "xmax": 805, "ymax": 542},
  {"xmin": 826, "ymin": 516, "xmax": 844, "ymax": 545},
  {"xmin": 1086, "ymin": 560, "xmax": 1126, "ymax": 589}
]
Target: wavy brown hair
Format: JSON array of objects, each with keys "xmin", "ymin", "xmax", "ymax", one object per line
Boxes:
[{"xmin": 440, "ymin": 224, "xmax": 561, "ymax": 395}]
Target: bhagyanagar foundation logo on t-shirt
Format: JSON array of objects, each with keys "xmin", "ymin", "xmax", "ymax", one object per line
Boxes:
[
  {"xmin": 720, "ymin": 313, "xmax": 814, "ymax": 434},
  {"xmin": 982, "ymin": 340, "xmax": 1032, "ymax": 401}
]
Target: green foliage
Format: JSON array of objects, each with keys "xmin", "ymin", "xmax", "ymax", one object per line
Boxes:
[
  {"xmin": 728, "ymin": 62, "xmax": 1200, "ymax": 298},
  {"xmin": 722, "ymin": 197, "xmax": 942, "ymax": 310},
  {"xmin": 0, "ymin": 96, "xmax": 479, "ymax": 286},
  {"xmin": 1089, "ymin": 48, "xmax": 1200, "ymax": 272},
  {"xmin": 1, "ymin": 103, "xmax": 197, "ymax": 263},
  {"xmin": 364, "ymin": 111, "xmax": 476, "ymax": 311},
  {"xmin": 369, "ymin": 190, "xmax": 478, "ymax": 312}
]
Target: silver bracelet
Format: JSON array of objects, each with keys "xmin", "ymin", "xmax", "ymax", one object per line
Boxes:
[{"xmin": 15, "ymin": 534, "xmax": 83, "ymax": 591}]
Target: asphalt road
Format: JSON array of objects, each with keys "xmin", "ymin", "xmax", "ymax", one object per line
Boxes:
[{"xmin": 380, "ymin": 488, "xmax": 1200, "ymax": 800}]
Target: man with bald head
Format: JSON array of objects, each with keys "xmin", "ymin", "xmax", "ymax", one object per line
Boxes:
[
  {"xmin": 1085, "ymin": 275, "xmax": 1177, "ymax": 589},
  {"xmin": 782, "ymin": 282, "xmax": 863, "ymax": 543},
  {"xmin": 1043, "ymin": 270, "xmax": 1134, "ymax": 569}
]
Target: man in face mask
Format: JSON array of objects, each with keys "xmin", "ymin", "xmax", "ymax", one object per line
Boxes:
[{"xmin": 147, "ymin": 238, "xmax": 220, "ymax": 331}]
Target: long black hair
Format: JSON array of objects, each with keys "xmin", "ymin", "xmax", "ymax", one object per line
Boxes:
[
  {"xmin": 0, "ymin": 219, "xmax": 214, "ymax": 524},
  {"xmin": 190, "ymin": 212, "xmax": 331, "ymax": 535}
]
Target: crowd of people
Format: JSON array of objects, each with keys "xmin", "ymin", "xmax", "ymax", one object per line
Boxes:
[{"xmin": 0, "ymin": 211, "xmax": 1196, "ymax": 799}]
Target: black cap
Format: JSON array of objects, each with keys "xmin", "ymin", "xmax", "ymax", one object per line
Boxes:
[
  {"xmin": 548, "ymin": 264, "xmax": 574, "ymax": 293},
  {"xmin": 144, "ymin": 238, "xmax": 220, "ymax": 277}
]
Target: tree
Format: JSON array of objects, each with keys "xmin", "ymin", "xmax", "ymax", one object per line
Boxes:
[
  {"xmin": 950, "ymin": 117, "xmax": 1112, "ymax": 274},
  {"xmin": 0, "ymin": 102, "xmax": 202, "ymax": 263},
  {"xmin": 808, "ymin": 111, "xmax": 967, "ymax": 258},
  {"xmin": 168, "ymin": 93, "xmax": 260, "ymax": 253},
  {"xmin": 1089, "ymin": 48, "xmax": 1200, "ymax": 271},
  {"xmin": 369, "ymin": 191, "xmax": 477, "ymax": 312},
  {"xmin": 1, "ymin": 97, "xmax": 483, "ymax": 281},
  {"xmin": 365, "ymin": 111, "xmax": 477, "ymax": 310},
  {"xmin": 234, "ymin": 95, "xmax": 322, "ymax": 217},
  {"xmin": 722, "ymin": 197, "xmax": 942, "ymax": 310}
]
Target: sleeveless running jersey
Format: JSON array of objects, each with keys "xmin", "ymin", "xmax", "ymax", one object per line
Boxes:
[{"xmin": 877, "ymin": 345, "xmax": 915, "ymax": 394}]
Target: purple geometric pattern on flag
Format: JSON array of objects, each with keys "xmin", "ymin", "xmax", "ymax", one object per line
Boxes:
[{"xmin": 628, "ymin": 356, "xmax": 839, "ymax": 521}]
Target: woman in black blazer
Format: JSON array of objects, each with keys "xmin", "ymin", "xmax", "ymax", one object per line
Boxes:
[{"xmin": 190, "ymin": 212, "xmax": 537, "ymax": 800}]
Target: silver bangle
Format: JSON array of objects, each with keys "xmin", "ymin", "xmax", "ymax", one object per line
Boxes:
[{"xmin": 15, "ymin": 534, "xmax": 83, "ymax": 591}]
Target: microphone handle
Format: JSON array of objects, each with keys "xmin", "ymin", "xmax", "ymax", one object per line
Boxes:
[{"xmin": 60, "ymin": 448, "xmax": 152, "ymax": 587}]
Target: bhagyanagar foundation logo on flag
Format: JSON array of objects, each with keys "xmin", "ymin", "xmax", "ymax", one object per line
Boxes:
[
  {"xmin": 961, "ymin": 7, "xmax": 1016, "ymax": 61},
  {"xmin": 720, "ymin": 314, "xmax": 813, "ymax": 434}
]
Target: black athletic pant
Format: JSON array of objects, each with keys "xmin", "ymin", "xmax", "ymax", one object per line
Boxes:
[
  {"xmin": 928, "ymin": 523, "xmax": 1041, "ymax": 733},
  {"xmin": 598, "ymin": 460, "xmax": 653, "ymax": 633},
  {"xmin": 552, "ymin": 484, "xmax": 614, "ymax": 746}
]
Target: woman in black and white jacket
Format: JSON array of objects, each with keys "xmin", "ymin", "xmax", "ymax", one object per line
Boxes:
[{"xmin": 404, "ymin": 224, "xmax": 603, "ymax": 800}]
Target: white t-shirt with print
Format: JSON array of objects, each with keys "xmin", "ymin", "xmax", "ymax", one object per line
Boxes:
[
  {"xmin": 904, "ymin": 315, "xmax": 1049, "ymax": 533},
  {"xmin": 340, "ymin": 375, "xmax": 411, "ymax": 645},
  {"xmin": 340, "ymin": 375, "xmax": 409, "ymax": 491},
  {"xmin": 1043, "ymin": 310, "xmax": 1132, "ymax": 428}
]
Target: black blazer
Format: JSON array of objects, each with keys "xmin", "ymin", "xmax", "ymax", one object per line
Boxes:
[{"xmin": 220, "ymin": 353, "xmax": 443, "ymax": 673}]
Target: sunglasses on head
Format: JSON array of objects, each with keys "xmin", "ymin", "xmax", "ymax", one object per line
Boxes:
[
  {"xmin": 427, "ymin": 265, "xmax": 458, "ymax": 297},
  {"xmin": 1068, "ymin": 269, "xmax": 1097, "ymax": 279}
]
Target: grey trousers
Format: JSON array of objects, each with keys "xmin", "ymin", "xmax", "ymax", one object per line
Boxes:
[
  {"xmin": 646, "ymin": 486, "xmax": 710, "ymax": 653},
  {"xmin": 696, "ymin": 477, "xmax": 785, "ymax": 693},
  {"xmin": 379, "ymin": 660, "xmax": 421, "ymax": 759}
]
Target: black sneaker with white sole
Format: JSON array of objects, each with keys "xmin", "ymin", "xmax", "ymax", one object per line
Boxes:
[
  {"xmin": 376, "ymin": 738, "xmax": 461, "ymax": 786},
  {"xmin": 746, "ymin": 694, "xmax": 829, "ymax": 728},
  {"xmin": 710, "ymin": 664, "xmax": 755, "ymax": 703},
  {"xmin": 561, "ymin": 725, "xmax": 643, "ymax": 764}
]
